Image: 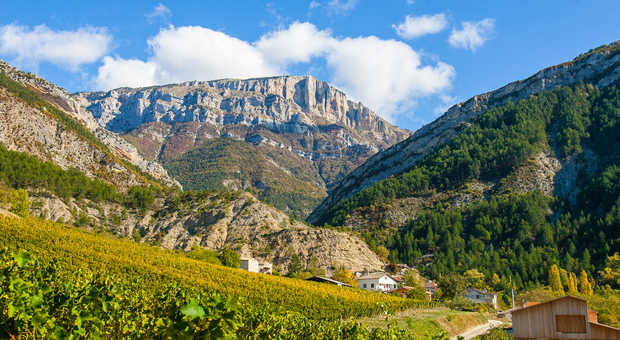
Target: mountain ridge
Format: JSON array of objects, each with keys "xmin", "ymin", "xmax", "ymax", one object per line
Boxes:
[
  {"xmin": 309, "ymin": 41, "xmax": 620, "ymax": 223},
  {"xmin": 77, "ymin": 74, "xmax": 409, "ymax": 216}
]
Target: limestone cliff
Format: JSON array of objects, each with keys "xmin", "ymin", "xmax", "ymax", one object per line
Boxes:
[{"xmin": 77, "ymin": 76, "xmax": 409, "ymax": 203}]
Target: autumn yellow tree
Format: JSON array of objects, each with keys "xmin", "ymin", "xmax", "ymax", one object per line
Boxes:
[
  {"xmin": 548, "ymin": 264, "xmax": 564, "ymax": 294},
  {"xmin": 567, "ymin": 272, "xmax": 578, "ymax": 294},
  {"xmin": 332, "ymin": 265, "xmax": 357, "ymax": 287},
  {"xmin": 579, "ymin": 270, "xmax": 593, "ymax": 296}
]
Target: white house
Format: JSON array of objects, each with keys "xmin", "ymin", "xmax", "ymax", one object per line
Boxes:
[
  {"xmin": 240, "ymin": 258, "xmax": 272, "ymax": 274},
  {"xmin": 465, "ymin": 288, "xmax": 498, "ymax": 309},
  {"xmin": 358, "ymin": 272, "xmax": 398, "ymax": 292},
  {"xmin": 240, "ymin": 258, "xmax": 259, "ymax": 272}
]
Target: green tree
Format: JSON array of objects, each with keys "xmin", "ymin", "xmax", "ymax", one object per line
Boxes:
[
  {"xmin": 187, "ymin": 245, "xmax": 222, "ymax": 265},
  {"xmin": 218, "ymin": 249, "xmax": 240, "ymax": 268},
  {"xmin": 549, "ymin": 264, "xmax": 564, "ymax": 294},
  {"xmin": 437, "ymin": 273, "xmax": 466, "ymax": 300},
  {"xmin": 306, "ymin": 256, "xmax": 325, "ymax": 276},
  {"xmin": 287, "ymin": 253, "xmax": 302, "ymax": 276}
]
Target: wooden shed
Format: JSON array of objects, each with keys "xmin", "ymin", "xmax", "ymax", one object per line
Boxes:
[{"xmin": 512, "ymin": 295, "xmax": 620, "ymax": 340}]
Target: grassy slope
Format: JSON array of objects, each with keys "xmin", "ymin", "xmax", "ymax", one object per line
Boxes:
[
  {"xmin": 359, "ymin": 308, "xmax": 488, "ymax": 337},
  {"xmin": 0, "ymin": 214, "xmax": 428, "ymax": 320},
  {"xmin": 164, "ymin": 137, "xmax": 326, "ymax": 218}
]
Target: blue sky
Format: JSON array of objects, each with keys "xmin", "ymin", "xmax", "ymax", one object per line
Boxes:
[{"xmin": 0, "ymin": 1, "xmax": 618, "ymax": 131}]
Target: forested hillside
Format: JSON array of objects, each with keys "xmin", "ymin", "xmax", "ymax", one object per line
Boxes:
[
  {"xmin": 164, "ymin": 137, "xmax": 326, "ymax": 218},
  {"xmin": 316, "ymin": 78, "xmax": 620, "ymax": 292}
]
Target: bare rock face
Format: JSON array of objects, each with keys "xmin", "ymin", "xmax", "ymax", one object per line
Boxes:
[
  {"xmin": 29, "ymin": 191, "xmax": 384, "ymax": 275},
  {"xmin": 77, "ymin": 76, "xmax": 409, "ymax": 190},
  {"xmin": 309, "ymin": 44, "xmax": 620, "ymax": 223},
  {"xmin": 0, "ymin": 59, "xmax": 179, "ymax": 188}
]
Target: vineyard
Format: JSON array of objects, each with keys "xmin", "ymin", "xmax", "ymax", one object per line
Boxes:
[{"xmin": 0, "ymin": 215, "xmax": 440, "ymax": 338}]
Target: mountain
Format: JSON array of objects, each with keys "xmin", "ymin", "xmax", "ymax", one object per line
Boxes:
[
  {"xmin": 0, "ymin": 59, "xmax": 178, "ymax": 188},
  {"xmin": 310, "ymin": 41, "xmax": 620, "ymax": 224},
  {"xmin": 0, "ymin": 62, "xmax": 387, "ymax": 275},
  {"xmin": 307, "ymin": 42, "xmax": 620, "ymax": 290},
  {"xmin": 77, "ymin": 76, "xmax": 409, "ymax": 217}
]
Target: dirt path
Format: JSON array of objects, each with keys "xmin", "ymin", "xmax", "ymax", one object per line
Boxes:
[{"xmin": 451, "ymin": 320, "xmax": 503, "ymax": 340}]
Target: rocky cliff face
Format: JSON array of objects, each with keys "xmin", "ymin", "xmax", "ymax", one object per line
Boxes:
[
  {"xmin": 25, "ymin": 190, "xmax": 384, "ymax": 275},
  {"xmin": 0, "ymin": 60, "xmax": 178, "ymax": 187},
  {"xmin": 309, "ymin": 43, "xmax": 620, "ymax": 223},
  {"xmin": 77, "ymin": 76, "xmax": 409, "ymax": 192}
]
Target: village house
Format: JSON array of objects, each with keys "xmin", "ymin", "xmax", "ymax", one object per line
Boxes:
[
  {"xmin": 512, "ymin": 295, "xmax": 620, "ymax": 339},
  {"xmin": 358, "ymin": 272, "xmax": 398, "ymax": 292},
  {"xmin": 240, "ymin": 258, "xmax": 272, "ymax": 274},
  {"xmin": 424, "ymin": 280, "xmax": 438, "ymax": 299},
  {"xmin": 465, "ymin": 288, "xmax": 498, "ymax": 309}
]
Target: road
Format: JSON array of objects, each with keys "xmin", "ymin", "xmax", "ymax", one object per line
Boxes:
[{"xmin": 451, "ymin": 320, "xmax": 504, "ymax": 340}]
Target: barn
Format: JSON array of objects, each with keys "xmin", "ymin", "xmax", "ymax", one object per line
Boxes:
[{"xmin": 512, "ymin": 295, "xmax": 620, "ymax": 339}]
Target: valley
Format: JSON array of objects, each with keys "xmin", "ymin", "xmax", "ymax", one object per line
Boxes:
[{"xmin": 0, "ymin": 11, "xmax": 618, "ymax": 337}]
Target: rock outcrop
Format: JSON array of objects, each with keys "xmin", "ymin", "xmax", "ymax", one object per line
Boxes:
[{"xmin": 309, "ymin": 42, "xmax": 620, "ymax": 223}]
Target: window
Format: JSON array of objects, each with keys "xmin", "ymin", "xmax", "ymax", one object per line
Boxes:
[
  {"xmin": 556, "ymin": 315, "xmax": 586, "ymax": 333},
  {"xmin": 363, "ymin": 284, "xmax": 367, "ymax": 288},
  {"xmin": 371, "ymin": 283, "xmax": 375, "ymax": 288}
]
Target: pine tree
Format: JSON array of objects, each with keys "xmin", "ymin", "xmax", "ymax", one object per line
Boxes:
[
  {"xmin": 568, "ymin": 272, "xmax": 578, "ymax": 294},
  {"xmin": 579, "ymin": 270, "xmax": 593, "ymax": 296},
  {"xmin": 548, "ymin": 264, "xmax": 564, "ymax": 293}
]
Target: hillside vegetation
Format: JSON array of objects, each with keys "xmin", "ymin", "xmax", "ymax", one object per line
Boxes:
[
  {"xmin": 164, "ymin": 137, "xmax": 326, "ymax": 218},
  {"xmin": 0, "ymin": 215, "xmax": 437, "ymax": 338},
  {"xmin": 316, "ymin": 79, "xmax": 620, "ymax": 294}
]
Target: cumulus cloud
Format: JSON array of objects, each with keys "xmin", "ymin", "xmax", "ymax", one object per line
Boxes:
[
  {"xmin": 0, "ymin": 24, "xmax": 111, "ymax": 71},
  {"xmin": 448, "ymin": 18, "xmax": 495, "ymax": 51},
  {"xmin": 256, "ymin": 22, "xmax": 334, "ymax": 64},
  {"xmin": 326, "ymin": 36, "xmax": 454, "ymax": 120},
  {"xmin": 393, "ymin": 14, "xmax": 448, "ymax": 39},
  {"xmin": 148, "ymin": 26, "xmax": 277, "ymax": 83},
  {"xmin": 96, "ymin": 56, "xmax": 158, "ymax": 89},
  {"xmin": 95, "ymin": 22, "xmax": 454, "ymax": 121},
  {"xmin": 146, "ymin": 3, "xmax": 172, "ymax": 22}
]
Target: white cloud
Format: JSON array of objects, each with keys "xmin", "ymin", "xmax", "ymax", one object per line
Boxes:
[
  {"xmin": 0, "ymin": 24, "xmax": 111, "ymax": 71},
  {"xmin": 256, "ymin": 22, "xmax": 334, "ymax": 64},
  {"xmin": 407, "ymin": 0, "xmax": 415, "ymax": 4},
  {"xmin": 393, "ymin": 14, "xmax": 448, "ymax": 39},
  {"xmin": 146, "ymin": 3, "xmax": 172, "ymax": 22},
  {"xmin": 148, "ymin": 26, "xmax": 278, "ymax": 83},
  {"xmin": 309, "ymin": 1, "xmax": 321, "ymax": 9},
  {"xmin": 326, "ymin": 36, "xmax": 455, "ymax": 120},
  {"xmin": 448, "ymin": 18, "xmax": 495, "ymax": 51},
  {"xmin": 95, "ymin": 22, "xmax": 454, "ymax": 121},
  {"xmin": 327, "ymin": 0, "xmax": 357, "ymax": 14},
  {"xmin": 96, "ymin": 56, "xmax": 158, "ymax": 89}
]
